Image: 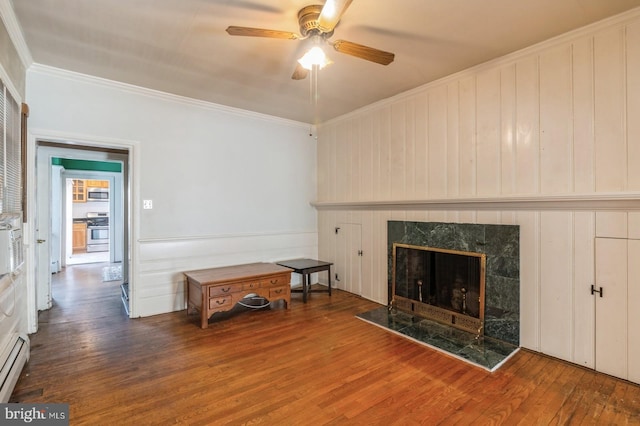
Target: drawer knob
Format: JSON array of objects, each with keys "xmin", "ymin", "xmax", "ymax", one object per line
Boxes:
[
  {"xmin": 216, "ymin": 299, "xmax": 227, "ymax": 305},
  {"xmin": 221, "ymin": 287, "xmax": 231, "ymax": 293}
]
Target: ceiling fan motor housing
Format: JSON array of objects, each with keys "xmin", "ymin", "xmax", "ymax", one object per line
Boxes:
[{"xmin": 298, "ymin": 5, "xmax": 334, "ymax": 38}]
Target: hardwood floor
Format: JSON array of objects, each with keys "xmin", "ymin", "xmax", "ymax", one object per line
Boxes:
[{"xmin": 11, "ymin": 264, "xmax": 640, "ymax": 425}]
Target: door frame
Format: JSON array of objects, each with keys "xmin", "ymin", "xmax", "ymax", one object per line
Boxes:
[{"xmin": 27, "ymin": 129, "xmax": 139, "ymax": 333}]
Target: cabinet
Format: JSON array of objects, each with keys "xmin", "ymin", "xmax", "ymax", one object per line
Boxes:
[
  {"xmin": 86, "ymin": 179, "xmax": 109, "ymax": 188},
  {"xmin": 72, "ymin": 222, "xmax": 87, "ymax": 252},
  {"xmin": 72, "ymin": 179, "xmax": 86, "ymax": 202},
  {"xmin": 334, "ymin": 223, "xmax": 362, "ymax": 296},
  {"xmin": 594, "ymin": 237, "xmax": 640, "ymax": 383}
]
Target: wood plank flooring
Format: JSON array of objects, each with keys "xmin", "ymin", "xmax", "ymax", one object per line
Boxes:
[{"xmin": 11, "ymin": 263, "xmax": 640, "ymax": 425}]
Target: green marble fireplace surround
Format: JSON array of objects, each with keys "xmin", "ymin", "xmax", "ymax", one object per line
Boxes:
[{"xmin": 387, "ymin": 221, "xmax": 520, "ymax": 346}]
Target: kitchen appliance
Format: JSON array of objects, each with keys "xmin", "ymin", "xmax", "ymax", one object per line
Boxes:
[
  {"xmin": 87, "ymin": 187, "xmax": 109, "ymax": 202},
  {"xmin": 86, "ymin": 212, "xmax": 109, "ymax": 252}
]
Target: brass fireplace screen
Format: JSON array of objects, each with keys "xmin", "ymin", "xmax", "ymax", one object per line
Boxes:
[{"xmin": 391, "ymin": 243, "xmax": 486, "ymax": 335}]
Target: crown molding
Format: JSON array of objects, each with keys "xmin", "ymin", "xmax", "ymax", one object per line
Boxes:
[
  {"xmin": 28, "ymin": 63, "xmax": 310, "ymax": 130},
  {"xmin": 311, "ymin": 193, "xmax": 640, "ymax": 211},
  {"xmin": 0, "ymin": 0, "xmax": 33, "ymax": 69}
]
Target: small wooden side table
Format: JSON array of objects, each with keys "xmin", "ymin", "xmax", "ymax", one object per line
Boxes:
[{"xmin": 276, "ymin": 258, "xmax": 333, "ymax": 303}]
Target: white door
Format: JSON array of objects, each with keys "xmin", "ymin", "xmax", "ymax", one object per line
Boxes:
[
  {"xmin": 35, "ymin": 147, "xmax": 53, "ymax": 310},
  {"xmin": 335, "ymin": 223, "xmax": 362, "ymax": 296},
  {"xmin": 627, "ymin": 239, "xmax": 640, "ymax": 384},
  {"xmin": 594, "ymin": 237, "xmax": 627, "ymax": 379}
]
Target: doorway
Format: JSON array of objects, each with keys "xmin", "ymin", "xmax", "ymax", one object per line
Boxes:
[{"xmin": 35, "ymin": 141, "xmax": 130, "ymax": 319}]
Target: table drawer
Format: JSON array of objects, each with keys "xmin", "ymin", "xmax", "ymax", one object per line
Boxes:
[
  {"xmin": 242, "ymin": 280, "xmax": 261, "ymax": 291},
  {"xmin": 208, "ymin": 283, "xmax": 242, "ymax": 297},
  {"xmin": 269, "ymin": 285, "xmax": 290, "ymax": 299},
  {"xmin": 263, "ymin": 274, "xmax": 289, "ymax": 287},
  {"xmin": 209, "ymin": 296, "xmax": 232, "ymax": 311}
]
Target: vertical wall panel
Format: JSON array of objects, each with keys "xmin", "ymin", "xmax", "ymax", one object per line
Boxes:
[
  {"xmin": 458, "ymin": 76, "xmax": 477, "ymax": 196},
  {"xmin": 317, "ymin": 124, "xmax": 330, "ymax": 200},
  {"xmin": 501, "ymin": 64, "xmax": 517, "ymax": 194},
  {"xmin": 572, "ymin": 38, "xmax": 596, "ymax": 193},
  {"xmin": 350, "ymin": 120, "xmax": 360, "ymax": 200},
  {"xmin": 515, "ymin": 57, "xmax": 539, "ymax": 194},
  {"xmin": 428, "ymin": 86, "xmax": 448, "ymax": 197},
  {"xmin": 414, "ymin": 92, "xmax": 428, "ymax": 197},
  {"xmin": 539, "ymin": 45, "xmax": 573, "ymax": 194},
  {"xmin": 405, "ymin": 98, "xmax": 416, "ymax": 197},
  {"xmin": 334, "ymin": 122, "xmax": 348, "ymax": 200},
  {"xmin": 628, "ymin": 22, "xmax": 640, "ymax": 190},
  {"xmin": 378, "ymin": 107, "xmax": 392, "ymax": 199},
  {"xmin": 344, "ymin": 120, "xmax": 355, "ymax": 200},
  {"xmin": 594, "ymin": 27, "xmax": 626, "ymax": 191},
  {"xmin": 390, "ymin": 103, "xmax": 407, "ymax": 199},
  {"xmin": 360, "ymin": 115, "xmax": 373, "ymax": 200},
  {"xmin": 447, "ymin": 83, "xmax": 460, "ymax": 197},
  {"xmin": 476, "ymin": 69, "xmax": 502, "ymax": 195},
  {"xmin": 539, "ymin": 212, "xmax": 573, "ymax": 360}
]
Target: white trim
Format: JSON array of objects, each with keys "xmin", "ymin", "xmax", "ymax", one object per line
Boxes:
[
  {"xmin": 0, "ymin": 0, "xmax": 33, "ymax": 68},
  {"xmin": 0, "ymin": 63, "xmax": 21, "ymax": 103},
  {"xmin": 323, "ymin": 6, "xmax": 640, "ymax": 126},
  {"xmin": 311, "ymin": 193, "xmax": 640, "ymax": 211},
  {"xmin": 28, "ymin": 64, "xmax": 310, "ymax": 130},
  {"xmin": 138, "ymin": 229, "xmax": 318, "ymax": 244}
]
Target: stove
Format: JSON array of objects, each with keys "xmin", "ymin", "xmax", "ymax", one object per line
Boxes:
[{"xmin": 86, "ymin": 212, "xmax": 109, "ymax": 252}]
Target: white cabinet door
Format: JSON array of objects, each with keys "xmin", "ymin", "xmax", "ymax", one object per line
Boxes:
[
  {"xmin": 595, "ymin": 237, "xmax": 628, "ymax": 379},
  {"xmin": 335, "ymin": 223, "xmax": 362, "ymax": 296},
  {"xmin": 628, "ymin": 239, "xmax": 640, "ymax": 384}
]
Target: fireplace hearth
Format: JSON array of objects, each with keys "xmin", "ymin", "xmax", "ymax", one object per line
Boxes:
[{"xmin": 356, "ymin": 221, "xmax": 519, "ymax": 370}]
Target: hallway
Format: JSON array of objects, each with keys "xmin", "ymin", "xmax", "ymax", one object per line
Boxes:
[{"xmin": 45, "ymin": 263, "xmax": 125, "ymax": 324}]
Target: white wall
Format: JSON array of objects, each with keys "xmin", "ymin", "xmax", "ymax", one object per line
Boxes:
[
  {"xmin": 316, "ymin": 8, "xmax": 640, "ymax": 374},
  {"xmin": 26, "ymin": 66, "xmax": 318, "ymax": 317}
]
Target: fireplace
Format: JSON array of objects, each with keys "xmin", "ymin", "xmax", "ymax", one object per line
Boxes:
[
  {"xmin": 392, "ymin": 243, "xmax": 486, "ymax": 335},
  {"xmin": 388, "ymin": 221, "xmax": 520, "ymax": 346}
]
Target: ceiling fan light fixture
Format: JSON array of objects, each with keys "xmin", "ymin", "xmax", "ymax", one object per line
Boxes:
[{"xmin": 298, "ymin": 46, "xmax": 332, "ymax": 70}]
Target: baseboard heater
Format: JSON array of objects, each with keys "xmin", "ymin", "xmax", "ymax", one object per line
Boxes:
[{"xmin": 0, "ymin": 333, "xmax": 30, "ymax": 402}]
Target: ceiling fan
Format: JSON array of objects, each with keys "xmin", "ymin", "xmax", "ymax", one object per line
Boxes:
[{"xmin": 225, "ymin": 0, "xmax": 395, "ymax": 80}]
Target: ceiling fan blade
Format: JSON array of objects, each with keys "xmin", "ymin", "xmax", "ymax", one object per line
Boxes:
[
  {"xmin": 291, "ymin": 63, "xmax": 309, "ymax": 80},
  {"xmin": 226, "ymin": 26, "xmax": 300, "ymax": 40},
  {"xmin": 332, "ymin": 40, "xmax": 395, "ymax": 65},
  {"xmin": 318, "ymin": 0, "xmax": 353, "ymax": 32}
]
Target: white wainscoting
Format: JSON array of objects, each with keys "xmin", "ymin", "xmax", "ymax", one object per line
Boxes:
[{"xmin": 134, "ymin": 231, "xmax": 318, "ymax": 317}]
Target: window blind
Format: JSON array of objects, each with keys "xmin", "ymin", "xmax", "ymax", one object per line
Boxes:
[{"xmin": 0, "ymin": 80, "xmax": 21, "ymax": 214}]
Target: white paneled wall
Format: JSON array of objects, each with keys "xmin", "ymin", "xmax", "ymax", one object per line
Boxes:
[{"xmin": 315, "ymin": 9, "xmax": 640, "ymax": 377}]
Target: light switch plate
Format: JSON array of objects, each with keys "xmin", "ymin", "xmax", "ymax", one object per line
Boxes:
[{"xmin": 143, "ymin": 200, "xmax": 153, "ymax": 209}]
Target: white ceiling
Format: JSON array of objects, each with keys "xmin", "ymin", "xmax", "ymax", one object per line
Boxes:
[{"xmin": 11, "ymin": 0, "xmax": 640, "ymax": 124}]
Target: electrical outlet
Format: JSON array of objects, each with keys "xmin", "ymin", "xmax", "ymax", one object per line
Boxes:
[{"xmin": 143, "ymin": 200, "xmax": 153, "ymax": 209}]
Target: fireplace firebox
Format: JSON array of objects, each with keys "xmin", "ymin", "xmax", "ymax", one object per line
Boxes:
[{"xmin": 391, "ymin": 243, "xmax": 486, "ymax": 335}]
